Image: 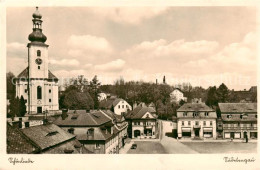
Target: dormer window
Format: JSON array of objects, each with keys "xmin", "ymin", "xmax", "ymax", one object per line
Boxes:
[
  {"xmin": 240, "ymin": 113, "xmax": 248, "ymax": 119},
  {"xmin": 205, "ymin": 112, "xmax": 209, "ymax": 117},
  {"xmin": 46, "ymin": 131, "xmax": 58, "ymax": 136},
  {"xmin": 183, "ymin": 112, "xmax": 187, "ymax": 117},
  {"xmin": 227, "ymin": 114, "xmax": 232, "ymax": 119},
  {"xmin": 193, "ymin": 112, "xmax": 198, "ymax": 117},
  {"xmin": 37, "ymin": 50, "xmax": 41, "ymax": 57}
]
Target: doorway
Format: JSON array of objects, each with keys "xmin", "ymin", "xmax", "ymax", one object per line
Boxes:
[
  {"xmin": 195, "ymin": 129, "xmax": 200, "ymax": 137},
  {"xmin": 244, "ymin": 131, "xmax": 247, "ymax": 138},
  {"xmin": 37, "ymin": 107, "xmax": 42, "ymax": 114},
  {"xmin": 134, "ymin": 130, "xmax": 141, "ymax": 138}
]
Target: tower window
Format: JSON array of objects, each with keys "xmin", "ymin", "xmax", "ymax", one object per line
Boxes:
[
  {"xmin": 25, "ymin": 99, "xmax": 27, "ymax": 103},
  {"xmin": 37, "ymin": 86, "xmax": 42, "ymax": 99},
  {"xmin": 49, "ymin": 99, "xmax": 51, "ymax": 102},
  {"xmin": 49, "ymin": 89, "xmax": 51, "ymax": 93},
  {"xmin": 38, "ymin": 66, "xmax": 40, "ymax": 69},
  {"xmin": 24, "ymin": 89, "xmax": 27, "ymax": 93},
  {"xmin": 37, "ymin": 50, "xmax": 41, "ymax": 57}
]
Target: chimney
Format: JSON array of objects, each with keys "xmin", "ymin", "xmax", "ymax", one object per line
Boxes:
[
  {"xmin": 25, "ymin": 121, "xmax": 30, "ymax": 128},
  {"xmin": 12, "ymin": 121, "xmax": 21, "ymax": 129}
]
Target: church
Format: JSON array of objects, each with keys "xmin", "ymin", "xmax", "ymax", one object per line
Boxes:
[{"xmin": 15, "ymin": 7, "xmax": 59, "ymax": 114}]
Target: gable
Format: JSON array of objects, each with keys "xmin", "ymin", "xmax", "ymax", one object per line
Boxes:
[{"xmin": 141, "ymin": 112, "xmax": 155, "ymax": 119}]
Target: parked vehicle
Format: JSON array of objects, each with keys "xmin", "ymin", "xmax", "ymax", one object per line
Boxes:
[{"xmin": 131, "ymin": 144, "xmax": 137, "ymax": 149}]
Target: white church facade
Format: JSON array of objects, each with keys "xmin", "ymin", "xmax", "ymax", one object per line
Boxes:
[{"xmin": 15, "ymin": 7, "xmax": 59, "ymax": 114}]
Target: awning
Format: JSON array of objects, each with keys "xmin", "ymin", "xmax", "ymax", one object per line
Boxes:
[
  {"xmin": 203, "ymin": 128, "xmax": 213, "ymax": 132},
  {"xmin": 182, "ymin": 128, "xmax": 191, "ymax": 132}
]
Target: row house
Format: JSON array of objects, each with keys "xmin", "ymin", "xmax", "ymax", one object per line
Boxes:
[
  {"xmin": 99, "ymin": 98, "xmax": 132, "ymax": 115},
  {"xmin": 125, "ymin": 106, "xmax": 158, "ymax": 139},
  {"xmin": 54, "ymin": 110, "xmax": 128, "ymax": 154},
  {"xmin": 177, "ymin": 103, "xmax": 217, "ymax": 139},
  {"xmin": 219, "ymin": 103, "xmax": 257, "ymax": 139}
]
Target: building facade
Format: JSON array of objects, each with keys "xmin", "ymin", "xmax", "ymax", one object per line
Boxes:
[
  {"xmin": 219, "ymin": 103, "xmax": 257, "ymax": 139},
  {"xmin": 125, "ymin": 106, "xmax": 158, "ymax": 139},
  {"xmin": 99, "ymin": 98, "xmax": 132, "ymax": 115},
  {"xmin": 15, "ymin": 7, "xmax": 59, "ymax": 114},
  {"xmin": 54, "ymin": 110, "xmax": 128, "ymax": 154},
  {"xmin": 170, "ymin": 88, "xmax": 187, "ymax": 103},
  {"xmin": 177, "ymin": 103, "xmax": 217, "ymax": 139}
]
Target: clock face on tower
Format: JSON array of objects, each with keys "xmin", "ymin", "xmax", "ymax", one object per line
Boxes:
[{"xmin": 35, "ymin": 58, "xmax": 42, "ymax": 65}]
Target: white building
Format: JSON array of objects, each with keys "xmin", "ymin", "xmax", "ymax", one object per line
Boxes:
[
  {"xmin": 177, "ymin": 103, "xmax": 217, "ymax": 139},
  {"xmin": 15, "ymin": 7, "xmax": 59, "ymax": 114},
  {"xmin": 100, "ymin": 98, "xmax": 132, "ymax": 115},
  {"xmin": 170, "ymin": 88, "xmax": 187, "ymax": 103},
  {"xmin": 98, "ymin": 93, "xmax": 107, "ymax": 101}
]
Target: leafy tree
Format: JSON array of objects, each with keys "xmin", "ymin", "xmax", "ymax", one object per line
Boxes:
[
  {"xmin": 217, "ymin": 83, "xmax": 229, "ymax": 103},
  {"xmin": 63, "ymin": 89, "xmax": 94, "ymax": 110},
  {"xmin": 206, "ymin": 86, "xmax": 218, "ymax": 107},
  {"xmin": 179, "ymin": 99, "xmax": 186, "ymax": 106}
]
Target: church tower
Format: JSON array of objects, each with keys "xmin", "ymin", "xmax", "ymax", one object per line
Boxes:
[{"xmin": 16, "ymin": 7, "xmax": 59, "ymax": 114}]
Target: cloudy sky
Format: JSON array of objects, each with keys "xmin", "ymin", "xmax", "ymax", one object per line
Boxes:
[{"xmin": 7, "ymin": 7, "xmax": 257, "ymax": 90}]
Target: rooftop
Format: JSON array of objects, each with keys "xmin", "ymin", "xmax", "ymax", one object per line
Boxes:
[
  {"xmin": 219, "ymin": 103, "xmax": 257, "ymax": 113},
  {"xmin": 177, "ymin": 103, "xmax": 213, "ymax": 112},
  {"xmin": 125, "ymin": 106, "xmax": 156, "ymax": 119}
]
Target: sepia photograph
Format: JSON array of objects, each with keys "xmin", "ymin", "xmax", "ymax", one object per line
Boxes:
[{"xmin": 1, "ymin": 2, "xmax": 259, "ymax": 170}]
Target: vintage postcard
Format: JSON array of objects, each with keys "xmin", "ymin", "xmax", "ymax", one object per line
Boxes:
[{"xmin": 0, "ymin": 0, "xmax": 259, "ymax": 169}]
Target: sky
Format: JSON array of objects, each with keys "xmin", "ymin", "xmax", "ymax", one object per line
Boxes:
[{"xmin": 6, "ymin": 7, "xmax": 257, "ymax": 90}]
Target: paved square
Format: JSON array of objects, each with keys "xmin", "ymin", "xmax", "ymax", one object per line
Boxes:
[
  {"xmin": 181, "ymin": 142, "xmax": 257, "ymax": 153},
  {"xmin": 126, "ymin": 141, "xmax": 167, "ymax": 154}
]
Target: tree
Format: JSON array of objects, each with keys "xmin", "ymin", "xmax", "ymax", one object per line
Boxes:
[
  {"xmin": 89, "ymin": 75, "xmax": 101, "ymax": 109},
  {"xmin": 206, "ymin": 86, "xmax": 218, "ymax": 107},
  {"xmin": 18, "ymin": 95, "xmax": 27, "ymax": 117},
  {"xmin": 8, "ymin": 96, "xmax": 19, "ymax": 119},
  {"xmin": 6, "ymin": 72, "xmax": 16, "ymax": 99},
  {"xmin": 63, "ymin": 89, "xmax": 94, "ymax": 110},
  {"xmin": 179, "ymin": 99, "xmax": 186, "ymax": 106},
  {"xmin": 217, "ymin": 83, "xmax": 229, "ymax": 103}
]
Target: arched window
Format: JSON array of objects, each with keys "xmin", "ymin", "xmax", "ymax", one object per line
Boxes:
[
  {"xmin": 37, "ymin": 86, "xmax": 42, "ymax": 99},
  {"xmin": 37, "ymin": 50, "xmax": 41, "ymax": 57}
]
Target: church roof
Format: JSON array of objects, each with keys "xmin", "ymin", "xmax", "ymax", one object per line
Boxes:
[{"xmin": 17, "ymin": 67, "xmax": 58, "ymax": 80}]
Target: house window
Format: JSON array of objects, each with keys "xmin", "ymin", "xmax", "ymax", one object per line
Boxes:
[
  {"xmin": 205, "ymin": 112, "xmax": 209, "ymax": 117},
  {"xmin": 255, "ymin": 115, "xmax": 257, "ymax": 118},
  {"xmin": 193, "ymin": 112, "xmax": 198, "ymax": 117},
  {"xmin": 188, "ymin": 121, "xmax": 191, "ymax": 125},
  {"xmin": 195, "ymin": 121, "xmax": 199, "ymax": 125},
  {"xmin": 183, "ymin": 112, "xmax": 187, "ymax": 117},
  {"xmin": 38, "ymin": 66, "xmax": 40, "ymax": 69},
  {"xmin": 37, "ymin": 86, "xmax": 42, "ymax": 99},
  {"xmin": 203, "ymin": 121, "xmax": 206, "ymax": 126},
  {"xmin": 238, "ymin": 122, "xmax": 240, "ymax": 127},
  {"xmin": 251, "ymin": 123, "xmax": 253, "ymax": 127},
  {"xmin": 118, "ymin": 105, "xmax": 120, "ymax": 109},
  {"xmin": 95, "ymin": 143, "xmax": 100, "ymax": 149},
  {"xmin": 37, "ymin": 50, "xmax": 41, "ymax": 57},
  {"xmin": 122, "ymin": 105, "xmax": 124, "ymax": 109},
  {"xmin": 24, "ymin": 89, "xmax": 27, "ymax": 93},
  {"xmin": 49, "ymin": 99, "xmax": 51, "ymax": 102},
  {"xmin": 126, "ymin": 105, "xmax": 129, "ymax": 109},
  {"xmin": 182, "ymin": 121, "xmax": 184, "ymax": 126},
  {"xmin": 24, "ymin": 99, "xmax": 27, "ymax": 103},
  {"xmin": 49, "ymin": 89, "xmax": 51, "ymax": 93},
  {"xmin": 210, "ymin": 121, "xmax": 212, "ymax": 126}
]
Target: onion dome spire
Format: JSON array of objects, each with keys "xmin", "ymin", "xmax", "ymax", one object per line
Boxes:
[{"xmin": 28, "ymin": 7, "xmax": 47, "ymax": 43}]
